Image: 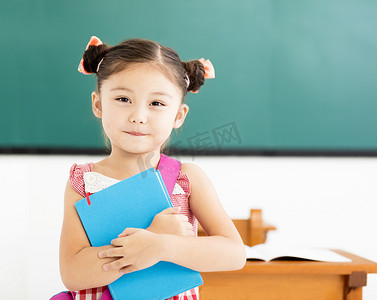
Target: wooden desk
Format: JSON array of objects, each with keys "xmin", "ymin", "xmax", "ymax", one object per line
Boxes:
[
  {"xmin": 198, "ymin": 209, "xmax": 276, "ymax": 246},
  {"xmin": 199, "ymin": 249, "xmax": 377, "ymax": 300}
]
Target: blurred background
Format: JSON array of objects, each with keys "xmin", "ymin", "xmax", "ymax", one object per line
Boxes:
[{"xmin": 1, "ymin": 0, "xmax": 376, "ymax": 299}]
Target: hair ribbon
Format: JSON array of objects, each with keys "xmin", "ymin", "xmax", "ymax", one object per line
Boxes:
[
  {"xmin": 199, "ymin": 58, "xmax": 215, "ymax": 79},
  {"xmin": 190, "ymin": 58, "xmax": 215, "ymax": 93}
]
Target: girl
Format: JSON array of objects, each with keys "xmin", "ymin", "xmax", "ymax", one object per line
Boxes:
[{"xmin": 59, "ymin": 36, "xmax": 246, "ymax": 300}]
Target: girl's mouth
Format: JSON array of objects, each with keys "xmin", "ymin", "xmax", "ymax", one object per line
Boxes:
[{"xmin": 126, "ymin": 131, "xmax": 147, "ymax": 136}]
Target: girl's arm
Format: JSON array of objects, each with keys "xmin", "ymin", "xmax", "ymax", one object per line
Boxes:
[
  {"xmin": 59, "ymin": 180, "xmax": 123, "ymax": 291},
  {"xmin": 101, "ymin": 163, "xmax": 246, "ymax": 273},
  {"xmin": 59, "ymin": 179, "xmax": 193, "ymax": 291},
  {"xmin": 159, "ymin": 162, "xmax": 246, "ymax": 271}
]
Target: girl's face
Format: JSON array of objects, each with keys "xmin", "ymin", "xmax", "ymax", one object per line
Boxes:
[{"xmin": 91, "ymin": 63, "xmax": 189, "ymax": 155}]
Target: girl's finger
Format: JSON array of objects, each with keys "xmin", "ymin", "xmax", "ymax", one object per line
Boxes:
[
  {"xmin": 103, "ymin": 257, "xmax": 132, "ymax": 271},
  {"xmin": 120, "ymin": 264, "xmax": 139, "ymax": 274},
  {"xmin": 161, "ymin": 207, "xmax": 181, "ymax": 214},
  {"xmin": 111, "ymin": 237, "xmax": 127, "ymax": 247},
  {"xmin": 98, "ymin": 246, "xmax": 124, "ymax": 258},
  {"xmin": 178, "ymin": 215, "xmax": 189, "ymax": 222},
  {"xmin": 117, "ymin": 227, "xmax": 140, "ymax": 238}
]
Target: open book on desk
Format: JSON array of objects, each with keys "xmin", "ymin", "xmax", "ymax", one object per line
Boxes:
[{"xmin": 245, "ymin": 243, "xmax": 352, "ymax": 262}]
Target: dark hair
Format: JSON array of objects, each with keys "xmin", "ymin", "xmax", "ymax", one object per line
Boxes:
[{"xmin": 81, "ymin": 38, "xmax": 206, "ymax": 101}]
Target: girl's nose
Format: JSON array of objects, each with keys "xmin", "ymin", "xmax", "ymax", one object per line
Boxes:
[{"xmin": 129, "ymin": 106, "xmax": 147, "ymax": 124}]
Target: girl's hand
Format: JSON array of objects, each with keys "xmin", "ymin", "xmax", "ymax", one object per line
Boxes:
[
  {"xmin": 119, "ymin": 207, "xmax": 194, "ymax": 237},
  {"xmin": 98, "ymin": 228, "xmax": 165, "ymax": 274}
]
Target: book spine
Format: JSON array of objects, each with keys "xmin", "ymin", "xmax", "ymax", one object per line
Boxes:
[{"xmin": 155, "ymin": 170, "xmax": 173, "ymax": 207}]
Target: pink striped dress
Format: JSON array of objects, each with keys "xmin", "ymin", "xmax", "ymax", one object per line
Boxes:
[{"xmin": 69, "ymin": 162, "xmax": 199, "ymax": 300}]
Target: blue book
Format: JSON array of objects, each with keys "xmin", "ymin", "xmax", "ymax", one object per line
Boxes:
[{"xmin": 75, "ymin": 168, "xmax": 203, "ymax": 300}]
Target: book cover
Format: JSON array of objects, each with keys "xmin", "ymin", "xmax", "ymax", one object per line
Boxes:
[{"xmin": 75, "ymin": 168, "xmax": 203, "ymax": 300}]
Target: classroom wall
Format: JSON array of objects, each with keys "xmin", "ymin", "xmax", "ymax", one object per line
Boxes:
[{"xmin": 0, "ymin": 155, "xmax": 376, "ymax": 299}]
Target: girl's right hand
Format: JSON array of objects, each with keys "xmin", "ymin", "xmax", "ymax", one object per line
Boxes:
[{"xmin": 119, "ymin": 207, "xmax": 194, "ymax": 237}]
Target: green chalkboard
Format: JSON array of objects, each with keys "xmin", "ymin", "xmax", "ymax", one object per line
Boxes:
[{"xmin": 1, "ymin": 0, "xmax": 376, "ymax": 153}]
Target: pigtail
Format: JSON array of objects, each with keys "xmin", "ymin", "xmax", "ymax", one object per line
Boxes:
[
  {"xmin": 182, "ymin": 60, "xmax": 205, "ymax": 93},
  {"xmin": 81, "ymin": 44, "xmax": 110, "ymax": 74}
]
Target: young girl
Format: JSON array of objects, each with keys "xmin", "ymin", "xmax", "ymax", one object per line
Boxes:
[{"xmin": 59, "ymin": 36, "xmax": 246, "ymax": 300}]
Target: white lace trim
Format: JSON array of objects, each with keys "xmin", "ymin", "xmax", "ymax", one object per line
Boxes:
[
  {"xmin": 172, "ymin": 182, "xmax": 185, "ymax": 195},
  {"xmin": 83, "ymin": 172, "xmax": 186, "ymax": 195},
  {"xmin": 83, "ymin": 172, "xmax": 120, "ymax": 193}
]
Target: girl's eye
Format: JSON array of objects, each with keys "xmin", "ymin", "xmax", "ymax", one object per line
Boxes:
[
  {"xmin": 116, "ymin": 97, "xmax": 131, "ymax": 103},
  {"xmin": 151, "ymin": 101, "xmax": 164, "ymax": 106}
]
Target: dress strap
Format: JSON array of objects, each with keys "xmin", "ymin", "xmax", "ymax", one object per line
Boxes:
[{"xmin": 157, "ymin": 154, "xmax": 181, "ymax": 197}]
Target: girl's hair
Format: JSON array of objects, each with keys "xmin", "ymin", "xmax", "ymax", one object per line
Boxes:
[{"xmin": 81, "ymin": 38, "xmax": 206, "ymax": 101}]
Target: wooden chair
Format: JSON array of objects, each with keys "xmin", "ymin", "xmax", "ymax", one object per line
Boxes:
[{"xmin": 197, "ymin": 208, "xmax": 276, "ymax": 246}]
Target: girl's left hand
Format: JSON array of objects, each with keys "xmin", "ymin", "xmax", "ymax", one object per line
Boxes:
[{"xmin": 98, "ymin": 228, "xmax": 165, "ymax": 274}]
